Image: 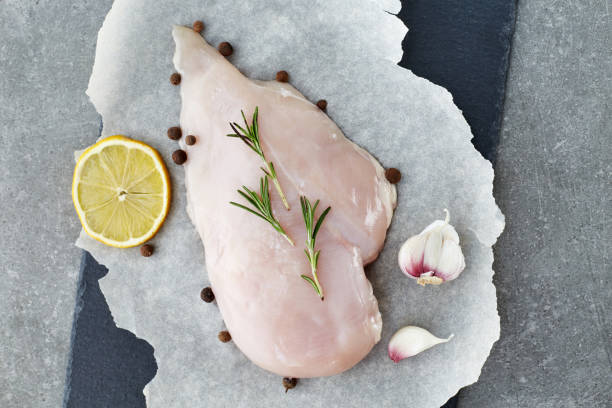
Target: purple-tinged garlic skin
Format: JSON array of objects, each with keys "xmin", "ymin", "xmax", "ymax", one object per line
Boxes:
[
  {"xmin": 398, "ymin": 209, "xmax": 465, "ymax": 285},
  {"xmin": 388, "ymin": 326, "xmax": 454, "ymax": 363}
]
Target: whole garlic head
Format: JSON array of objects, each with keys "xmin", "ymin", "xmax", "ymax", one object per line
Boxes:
[{"xmin": 398, "ymin": 209, "xmax": 465, "ymax": 285}]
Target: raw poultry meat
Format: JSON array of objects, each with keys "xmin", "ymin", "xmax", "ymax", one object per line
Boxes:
[{"xmin": 173, "ymin": 26, "xmax": 396, "ymax": 377}]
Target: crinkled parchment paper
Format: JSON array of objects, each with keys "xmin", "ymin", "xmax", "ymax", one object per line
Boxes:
[{"xmin": 76, "ymin": 0, "xmax": 505, "ymax": 406}]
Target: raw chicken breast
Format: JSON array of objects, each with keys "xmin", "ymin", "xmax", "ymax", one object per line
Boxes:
[{"xmin": 173, "ymin": 26, "xmax": 396, "ymax": 377}]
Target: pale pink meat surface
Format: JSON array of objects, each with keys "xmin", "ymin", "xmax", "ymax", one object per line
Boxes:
[{"xmin": 173, "ymin": 26, "xmax": 396, "ymax": 377}]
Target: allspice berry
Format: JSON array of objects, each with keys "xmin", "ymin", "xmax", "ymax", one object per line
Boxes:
[
  {"xmin": 200, "ymin": 287, "xmax": 215, "ymax": 303},
  {"xmin": 316, "ymin": 99, "xmax": 327, "ymax": 111},
  {"xmin": 185, "ymin": 135, "xmax": 197, "ymax": 145},
  {"xmin": 140, "ymin": 244, "xmax": 154, "ymax": 257},
  {"xmin": 167, "ymin": 126, "xmax": 182, "ymax": 140},
  {"xmin": 276, "ymin": 70, "xmax": 289, "ymax": 83},
  {"xmin": 282, "ymin": 377, "xmax": 298, "ymax": 393},
  {"xmin": 385, "ymin": 167, "xmax": 401, "ymax": 184},
  {"xmin": 169, "ymin": 72, "xmax": 181, "ymax": 85},
  {"xmin": 218, "ymin": 330, "xmax": 232, "ymax": 343},
  {"xmin": 218, "ymin": 42, "xmax": 233, "ymax": 57},
  {"xmin": 172, "ymin": 149, "xmax": 187, "ymax": 165},
  {"xmin": 193, "ymin": 20, "xmax": 204, "ymax": 33}
]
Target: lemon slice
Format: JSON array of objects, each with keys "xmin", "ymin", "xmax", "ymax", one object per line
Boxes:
[{"xmin": 72, "ymin": 135, "xmax": 171, "ymax": 248}]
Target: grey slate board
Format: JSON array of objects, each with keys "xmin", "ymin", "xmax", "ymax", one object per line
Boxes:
[
  {"xmin": 64, "ymin": 253, "xmax": 156, "ymax": 408},
  {"xmin": 399, "ymin": 0, "xmax": 517, "ymax": 163},
  {"xmin": 65, "ymin": 1, "xmax": 516, "ymax": 406}
]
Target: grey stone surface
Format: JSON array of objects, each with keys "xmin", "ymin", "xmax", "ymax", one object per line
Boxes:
[
  {"xmin": 1, "ymin": 0, "xmax": 610, "ymax": 407},
  {"xmin": 0, "ymin": 1, "xmax": 112, "ymax": 407},
  {"xmin": 459, "ymin": 1, "xmax": 612, "ymax": 407}
]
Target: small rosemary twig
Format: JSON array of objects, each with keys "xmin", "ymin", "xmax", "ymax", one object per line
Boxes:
[
  {"xmin": 227, "ymin": 107, "xmax": 290, "ymax": 210},
  {"xmin": 299, "ymin": 196, "xmax": 331, "ymax": 301},
  {"xmin": 230, "ymin": 176, "xmax": 294, "ymax": 246}
]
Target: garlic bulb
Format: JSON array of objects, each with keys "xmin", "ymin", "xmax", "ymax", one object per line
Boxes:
[
  {"xmin": 398, "ymin": 209, "xmax": 465, "ymax": 285},
  {"xmin": 388, "ymin": 326, "xmax": 454, "ymax": 363}
]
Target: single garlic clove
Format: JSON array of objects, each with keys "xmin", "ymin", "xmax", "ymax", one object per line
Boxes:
[
  {"xmin": 388, "ymin": 326, "xmax": 454, "ymax": 363},
  {"xmin": 398, "ymin": 234, "xmax": 427, "ymax": 278},
  {"xmin": 398, "ymin": 209, "xmax": 466, "ymax": 285},
  {"xmin": 423, "ymin": 226, "xmax": 443, "ymax": 271},
  {"xmin": 436, "ymin": 239, "xmax": 465, "ymax": 280}
]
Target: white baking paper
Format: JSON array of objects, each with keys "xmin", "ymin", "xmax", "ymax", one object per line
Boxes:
[{"xmin": 76, "ymin": 0, "xmax": 505, "ymax": 406}]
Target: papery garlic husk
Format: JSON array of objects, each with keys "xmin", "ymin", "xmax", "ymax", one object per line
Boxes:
[
  {"xmin": 388, "ymin": 326, "xmax": 454, "ymax": 363},
  {"xmin": 398, "ymin": 209, "xmax": 465, "ymax": 285}
]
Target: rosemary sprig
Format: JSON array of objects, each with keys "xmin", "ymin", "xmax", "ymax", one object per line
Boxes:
[
  {"xmin": 227, "ymin": 107, "xmax": 290, "ymax": 210},
  {"xmin": 230, "ymin": 176, "xmax": 294, "ymax": 246},
  {"xmin": 299, "ymin": 196, "xmax": 331, "ymax": 301}
]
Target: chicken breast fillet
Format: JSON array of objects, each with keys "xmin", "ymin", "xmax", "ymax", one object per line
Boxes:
[{"xmin": 173, "ymin": 26, "xmax": 396, "ymax": 377}]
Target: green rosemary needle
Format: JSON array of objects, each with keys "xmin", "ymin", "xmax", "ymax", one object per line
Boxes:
[
  {"xmin": 230, "ymin": 176, "xmax": 294, "ymax": 246},
  {"xmin": 227, "ymin": 107, "xmax": 290, "ymax": 210},
  {"xmin": 299, "ymin": 196, "xmax": 331, "ymax": 301}
]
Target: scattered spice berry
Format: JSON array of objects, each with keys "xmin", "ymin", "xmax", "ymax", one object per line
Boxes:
[
  {"xmin": 218, "ymin": 42, "xmax": 233, "ymax": 57},
  {"xmin": 276, "ymin": 70, "xmax": 289, "ymax": 83},
  {"xmin": 218, "ymin": 330, "xmax": 232, "ymax": 343},
  {"xmin": 282, "ymin": 377, "xmax": 298, "ymax": 393},
  {"xmin": 200, "ymin": 287, "xmax": 215, "ymax": 303},
  {"xmin": 140, "ymin": 244, "xmax": 154, "ymax": 257},
  {"xmin": 316, "ymin": 99, "xmax": 327, "ymax": 111},
  {"xmin": 185, "ymin": 135, "xmax": 197, "ymax": 145},
  {"xmin": 167, "ymin": 126, "xmax": 182, "ymax": 140},
  {"xmin": 172, "ymin": 149, "xmax": 187, "ymax": 165},
  {"xmin": 385, "ymin": 167, "xmax": 401, "ymax": 184},
  {"xmin": 169, "ymin": 72, "xmax": 181, "ymax": 85},
  {"xmin": 192, "ymin": 20, "xmax": 204, "ymax": 33}
]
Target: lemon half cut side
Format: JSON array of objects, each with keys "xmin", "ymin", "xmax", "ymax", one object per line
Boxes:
[{"xmin": 72, "ymin": 135, "xmax": 171, "ymax": 248}]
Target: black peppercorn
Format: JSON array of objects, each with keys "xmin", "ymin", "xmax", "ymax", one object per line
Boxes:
[
  {"xmin": 169, "ymin": 72, "xmax": 181, "ymax": 85},
  {"xmin": 185, "ymin": 135, "xmax": 197, "ymax": 145},
  {"xmin": 316, "ymin": 99, "xmax": 327, "ymax": 111},
  {"xmin": 193, "ymin": 20, "xmax": 204, "ymax": 33},
  {"xmin": 167, "ymin": 126, "xmax": 182, "ymax": 140},
  {"xmin": 384, "ymin": 168, "xmax": 401, "ymax": 184},
  {"xmin": 276, "ymin": 70, "xmax": 289, "ymax": 83},
  {"xmin": 200, "ymin": 287, "xmax": 214, "ymax": 303},
  {"xmin": 172, "ymin": 149, "xmax": 187, "ymax": 165},
  {"xmin": 140, "ymin": 244, "xmax": 154, "ymax": 257},
  {"xmin": 218, "ymin": 42, "xmax": 233, "ymax": 57},
  {"xmin": 282, "ymin": 377, "xmax": 298, "ymax": 393},
  {"xmin": 218, "ymin": 330, "xmax": 232, "ymax": 343}
]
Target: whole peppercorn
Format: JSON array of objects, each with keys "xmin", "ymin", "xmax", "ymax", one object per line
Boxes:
[
  {"xmin": 282, "ymin": 377, "xmax": 298, "ymax": 393},
  {"xmin": 385, "ymin": 167, "xmax": 402, "ymax": 184},
  {"xmin": 140, "ymin": 244, "xmax": 154, "ymax": 257},
  {"xmin": 169, "ymin": 72, "xmax": 181, "ymax": 85},
  {"xmin": 218, "ymin": 330, "xmax": 232, "ymax": 343},
  {"xmin": 172, "ymin": 149, "xmax": 187, "ymax": 165},
  {"xmin": 218, "ymin": 42, "xmax": 233, "ymax": 57},
  {"xmin": 276, "ymin": 70, "xmax": 289, "ymax": 83},
  {"xmin": 167, "ymin": 126, "xmax": 182, "ymax": 140},
  {"xmin": 185, "ymin": 135, "xmax": 197, "ymax": 145},
  {"xmin": 193, "ymin": 20, "xmax": 204, "ymax": 33},
  {"xmin": 316, "ymin": 99, "xmax": 327, "ymax": 111},
  {"xmin": 200, "ymin": 287, "xmax": 215, "ymax": 303}
]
